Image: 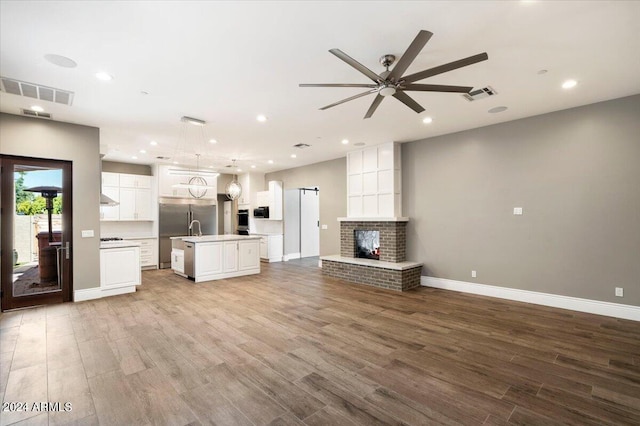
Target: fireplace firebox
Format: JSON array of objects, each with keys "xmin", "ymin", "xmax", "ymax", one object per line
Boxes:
[{"xmin": 355, "ymin": 230, "xmax": 380, "ymax": 260}]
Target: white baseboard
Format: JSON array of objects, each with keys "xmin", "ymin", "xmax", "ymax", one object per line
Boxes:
[
  {"xmin": 284, "ymin": 253, "xmax": 301, "ymax": 261},
  {"xmin": 74, "ymin": 285, "xmax": 136, "ymax": 302},
  {"xmin": 421, "ymin": 276, "xmax": 640, "ymax": 321},
  {"xmin": 73, "ymin": 287, "xmax": 103, "ymax": 302}
]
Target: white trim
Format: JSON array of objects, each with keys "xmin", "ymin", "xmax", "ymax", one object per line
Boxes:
[
  {"xmin": 73, "ymin": 287, "xmax": 102, "ymax": 302},
  {"xmin": 284, "ymin": 253, "xmax": 301, "ymax": 261},
  {"xmin": 421, "ymin": 276, "xmax": 640, "ymax": 321},
  {"xmin": 320, "ymin": 255, "xmax": 422, "ymax": 271},
  {"xmin": 74, "ymin": 285, "xmax": 137, "ymax": 302}
]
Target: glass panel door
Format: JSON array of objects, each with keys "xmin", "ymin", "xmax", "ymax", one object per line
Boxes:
[{"xmin": 1, "ymin": 156, "xmax": 72, "ymax": 311}]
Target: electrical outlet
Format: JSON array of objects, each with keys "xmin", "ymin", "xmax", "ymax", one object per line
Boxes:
[
  {"xmin": 321, "ymin": 224, "xmax": 328, "ymax": 230},
  {"xmin": 513, "ymin": 207, "xmax": 523, "ymax": 215},
  {"xmin": 471, "ymin": 270, "xmax": 477, "ymax": 278},
  {"xmin": 615, "ymin": 287, "xmax": 624, "ymax": 297},
  {"xmin": 81, "ymin": 230, "xmax": 94, "ymax": 238}
]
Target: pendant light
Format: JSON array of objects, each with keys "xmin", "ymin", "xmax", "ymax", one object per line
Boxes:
[{"xmin": 225, "ymin": 159, "xmax": 242, "ymax": 200}]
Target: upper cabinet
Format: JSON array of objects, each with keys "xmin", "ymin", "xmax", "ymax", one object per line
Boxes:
[
  {"xmin": 256, "ymin": 181, "xmax": 283, "ymax": 220},
  {"xmin": 157, "ymin": 165, "xmax": 217, "ymax": 200},
  {"xmin": 100, "ymin": 172, "xmax": 153, "ymax": 221}
]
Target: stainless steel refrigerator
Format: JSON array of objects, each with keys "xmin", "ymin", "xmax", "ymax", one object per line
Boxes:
[{"xmin": 159, "ymin": 198, "xmax": 217, "ymax": 269}]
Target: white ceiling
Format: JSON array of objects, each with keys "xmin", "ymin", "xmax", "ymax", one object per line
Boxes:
[{"xmin": 1, "ymin": 1, "xmax": 639, "ymax": 173}]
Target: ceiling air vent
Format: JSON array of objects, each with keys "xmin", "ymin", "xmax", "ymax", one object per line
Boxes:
[
  {"xmin": 21, "ymin": 109, "xmax": 52, "ymax": 119},
  {"xmin": 1, "ymin": 76, "xmax": 74, "ymax": 106},
  {"xmin": 293, "ymin": 143, "xmax": 311, "ymax": 149},
  {"xmin": 156, "ymin": 156, "xmax": 171, "ymax": 160},
  {"xmin": 462, "ymin": 86, "xmax": 497, "ymax": 102}
]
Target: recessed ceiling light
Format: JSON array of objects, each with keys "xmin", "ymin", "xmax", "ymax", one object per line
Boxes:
[
  {"xmin": 139, "ymin": 149, "xmax": 146, "ymax": 154},
  {"xmin": 95, "ymin": 72, "xmax": 113, "ymax": 81},
  {"xmin": 488, "ymin": 106, "xmax": 508, "ymax": 113},
  {"xmin": 237, "ymin": 168, "xmax": 242, "ymax": 172},
  {"xmin": 209, "ymin": 139, "xmax": 217, "ymax": 144},
  {"xmin": 422, "ymin": 117, "xmax": 433, "ymax": 124},
  {"xmin": 251, "ymin": 165, "xmax": 256, "ymax": 169},
  {"xmin": 149, "ymin": 140, "xmax": 157, "ymax": 146},
  {"xmin": 341, "ymin": 139, "xmax": 349, "ymax": 145},
  {"xmin": 290, "ymin": 154, "xmax": 297, "ymax": 158},
  {"xmin": 44, "ymin": 54, "xmax": 77, "ymax": 68},
  {"xmin": 256, "ymin": 114, "xmax": 267, "ymax": 122},
  {"xmin": 268, "ymin": 160, "xmax": 274, "ymax": 164},
  {"xmin": 31, "ymin": 105, "xmax": 44, "ymax": 112},
  {"xmin": 173, "ymin": 161, "xmax": 179, "ymax": 164},
  {"xmin": 208, "ymin": 166, "xmax": 214, "ymax": 169},
  {"xmin": 562, "ymin": 79, "xmax": 577, "ymax": 89},
  {"xmin": 131, "ymin": 156, "xmax": 138, "ymax": 160}
]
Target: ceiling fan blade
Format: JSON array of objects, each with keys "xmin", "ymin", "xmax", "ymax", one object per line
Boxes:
[
  {"xmin": 329, "ymin": 49, "xmax": 381, "ymax": 82},
  {"xmin": 388, "ymin": 30, "xmax": 433, "ymax": 82},
  {"xmin": 403, "ymin": 83, "xmax": 473, "ymax": 93},
  {"xmin": 364, "ymin": 94, "xmax": 384, "ymax": 119},
  {"xmin": 402, "ymin": 52, "xmax": 489, "ymax": 83},
  {"xmin": 392, "ymin": 91, "xmax": 425, "ymax": 114},
  {"xmin": 319, "ymin": 89, "xmax": 377, "ymax": 111},
  {"xmin": 300, "ymin": 83, "xmax": 378, "ymax": 88}
]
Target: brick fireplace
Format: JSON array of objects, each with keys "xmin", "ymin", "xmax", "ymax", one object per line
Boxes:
[{"xmin": 321, "ymin": 218, "xmax": 422, "ymax": 291}]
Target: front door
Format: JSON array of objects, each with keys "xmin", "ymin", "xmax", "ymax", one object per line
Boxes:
[{"xmin": 0, "ymin": 155, "xmax": 73, "ymax": 311}]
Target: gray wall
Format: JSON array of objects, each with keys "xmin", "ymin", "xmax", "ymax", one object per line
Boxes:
[
  {"xmin": 0, "ymin": 113, "xmax": 101, "ymax": 291},
  {"xmin": 403, "ymin": 95, "xmax": 640, "ymax": 306},
  {"xmin": 266, "ymin": 158, "xmax": 346, "ymax": 256},
  {"xmin": 102, "ymin": 160, "xmax": 151, "ymax": 176}
]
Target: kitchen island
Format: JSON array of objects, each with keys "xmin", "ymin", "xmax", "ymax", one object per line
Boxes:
[{"xmin": 170, "ymin": 235, "xmax": 261, "ymax": 282}]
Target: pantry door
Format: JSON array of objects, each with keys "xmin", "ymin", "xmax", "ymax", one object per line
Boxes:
[{"xmin": 0, "ymin": 155, "xmax": 73, "ymax": 311}]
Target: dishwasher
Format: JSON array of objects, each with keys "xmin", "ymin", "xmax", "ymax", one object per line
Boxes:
[{"xmin": 184, "ymin": 242, "xmax": 195, "ymax": 280}]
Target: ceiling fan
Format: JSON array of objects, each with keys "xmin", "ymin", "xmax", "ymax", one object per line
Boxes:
[{"xmin": 300, "ymin": 30, "xmax": 488, "ymax": 119}]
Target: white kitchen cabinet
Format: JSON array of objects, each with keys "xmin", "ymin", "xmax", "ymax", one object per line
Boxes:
[
  {"xmin": 237, "ymin": 173, "xmax": 251, "ymax": 205},
  {"xmin": 238, "ymin": 240, "xmax": 260, "ymax": 271},
  {"xmin": 171, "ymin": 249, "xmax": 184, "ymax": 274},
  {"xmin": 102, "ymin": 172, "xmax": 120, "ymax": 187},
  {"xmin": 120, "ymin": 174, "xmax": 151, "ymax": 189},
  {"xmin": 100, "ymin": 186, "xmax": 120, "ymax": 221},
  {"xmin": 126, "ymin": 238, "xmax": 157, "ymax": 269},
  {"xmin": 223, "ymin": 241, "xmax": 238, "ymax": 272},
  {"xmin": 100, "ymin": 246, "xmax": 141, "ymax": 295},
  {"xmin": 258, "ymin": 234, "xmax": 283, "ymax": 262},
  {"xmin": 119, "ymin": 187, "xmax": 152, "ymax": 220},
  {"xmin": 268, "ymin": 180, "xmax": 283, "ymax": 220},
  {"xmin": 195, "ymin": 242, "xmax": 223, "ymax": 276}
]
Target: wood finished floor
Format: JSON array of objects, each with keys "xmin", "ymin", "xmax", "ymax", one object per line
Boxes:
[{"xmin": 1, "ymin": 260, "xmax": 639, "ymax": 425}]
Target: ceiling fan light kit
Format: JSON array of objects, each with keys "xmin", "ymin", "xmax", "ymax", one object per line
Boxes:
[{"xmin": 300, "ymin": 30, "xmax": 488, "ymax": 119}]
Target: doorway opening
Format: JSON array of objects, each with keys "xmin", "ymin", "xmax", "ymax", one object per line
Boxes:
[
  {"xmin": 1, "ymin": 155, "xmax": 73, "ymax": 311},
  {"xmin": 284, "ymin": 187, "xmax": 319, "ymax": 260}
]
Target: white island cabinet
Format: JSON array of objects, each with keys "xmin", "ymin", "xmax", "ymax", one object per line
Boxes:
[{"xmin": 171, "ymin": 235, "xmax": 261, "ymax": 282}]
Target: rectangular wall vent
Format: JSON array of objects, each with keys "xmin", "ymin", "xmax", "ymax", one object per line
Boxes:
[
  {"xmin": 293, "ymin": 143, "xmax": 311, "ymax": 149},
  {"xmin": 21, "ymin": 109, "xmax": 52, "ymax": 119},
  {"xmin": 1, "ymin": 76, "xmax": 74, "ymax": 106},
  {"xmin": 462, "ymin": 86, "xmax": 497, "ymax": 102}
]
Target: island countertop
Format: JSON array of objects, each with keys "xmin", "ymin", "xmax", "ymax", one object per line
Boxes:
[{"xmin": 171, "ymin": 235, "xmax": 262, "ymax": 243}]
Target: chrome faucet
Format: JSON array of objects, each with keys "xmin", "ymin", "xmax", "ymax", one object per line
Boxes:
[{"xmin": 189, "ymin": 219, "xmax": 202, "ymax": 237}]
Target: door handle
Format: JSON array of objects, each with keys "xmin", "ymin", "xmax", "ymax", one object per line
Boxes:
[{"xmin": 65, "ymin": 241, "xmax": 70, "ymax": 259}]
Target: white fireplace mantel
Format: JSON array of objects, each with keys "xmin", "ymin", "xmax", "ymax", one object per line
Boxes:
[{"xmin": 337, "ymin": 217, "xmax": 408, "ymax": 222}]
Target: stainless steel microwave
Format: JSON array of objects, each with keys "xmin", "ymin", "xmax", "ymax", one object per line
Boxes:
[{"xmin": 253, "ymin": 206, "xmax": 269, "ymax": 218}]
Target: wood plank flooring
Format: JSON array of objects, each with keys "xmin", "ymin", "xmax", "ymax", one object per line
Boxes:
[{"xmin": 1, "ymin": 260, "xmax": 639, "ymax": 425}]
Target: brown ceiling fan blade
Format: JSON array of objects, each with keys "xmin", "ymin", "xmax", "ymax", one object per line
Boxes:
[
  {"xmin": 392, "ymin": 91, "xmax": 425, "ymax": 113},
  {"xmin": 300, "ymin": 83, "xmax": 378, "ymax": 88},
  {"xmin": 388, "ymin": 30, "xmax": 433, "ymax": 82},
  {"xmin": 319, "ymin": 89, "xmax": 377, "ymax": 111},
  {"xmin": 364, "ymin": 94, "xmax": 384, "ymax": 119},
  {"xmin": 329, "ymin": 49, "xmax": 381, "ymax": 82},
  {"xmin": 402, "ymin": 52, "xmax": 489, "ymax": 83},
  {"xmin": 403, "ymin": 84, "xmax": 473, "ymax": 93}
]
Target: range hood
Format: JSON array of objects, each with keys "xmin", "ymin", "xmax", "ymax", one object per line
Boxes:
[
  {"xmin": 100, "ymin": 193, "xmax": 119, "ymax": 206},
  {"xmin": 99, "ymin": 154, "xmax": 119, "ymax": 206}
]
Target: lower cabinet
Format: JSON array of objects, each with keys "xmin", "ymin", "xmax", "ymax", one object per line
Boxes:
[
  {"xmin": 259, "ymin": 234, "xmax": 283, "ymax": 262},
  {"xmin": 186, "ymin": 239, "xmax": 260, "ymax": 282},
  {"xmin": 126, "ymin": 238, "xmax": 158, "ymax": 269},
  {"xmin": 100, "ymin": 246, "xmax": 141, "ymax": 295}
]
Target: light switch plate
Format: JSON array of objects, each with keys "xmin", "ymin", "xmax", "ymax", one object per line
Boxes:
[
  {"xmin": 615, "ymin": 287, "xmax": 624, "ymax": 297},
  {"xmin": 321, "ymin": 224, "xmax": 328, "ymax": 230},
  {"xmin": 471, "ymin": 270, "xmax": 477, "ymax": 278},
  {"xmin": 513, "ymin": 207, "xmax": 523, "ymax": 215},
  {"xmin": 81, "ymin": 230, "xmax": 94, "ymax": 238}
]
